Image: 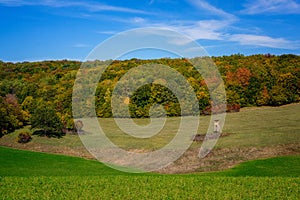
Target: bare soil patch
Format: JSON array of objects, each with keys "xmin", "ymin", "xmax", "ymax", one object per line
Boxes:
[
  {"xmin": 158, "ymin": 143, "xmax": 300, "ymax": 174},
  {"xmin": 1, "ymin": 135, "xmax": 299, "ymax": 174}
]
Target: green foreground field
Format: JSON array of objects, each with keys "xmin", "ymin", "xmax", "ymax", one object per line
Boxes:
[
  {"xmin": 2, "ymin": 176, "xmax": 299, "ymax": 199},
  {"xmin": 0, "ymin": 146, "xmax": 300, "ymax": 199},
  {"xmin": 1, "ymin": 103, "xmax": 300, "ymax": 199}
]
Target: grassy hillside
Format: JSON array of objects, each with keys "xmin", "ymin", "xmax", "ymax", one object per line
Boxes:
[
  {"xmin": 0, "ymin": 146, "xmax": 124, "ymax": 177},
  {"xmin": 1, "ymin": 146, "xmax": 299, "ymax": 177},
  {"xmin": 0, "ymin": 146, "xmax": 299, "ymax": 199},
  {"xmin": 97, "ymin": 103, "xmax": 300, "ymax": 150},
  {"xmin": 212, "ymin": 155, "xmax": 300, "ymax": 177},
  {"xmin": 2, "ymin": 103, "xmax": 300, "ymax": 150},
  {"xmin": 0, "ymin": 103, "xmax": 299, "ymax": 173}
]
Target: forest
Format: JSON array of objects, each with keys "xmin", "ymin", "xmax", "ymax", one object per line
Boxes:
[{"xmin": 0, "ymin": 54, "xmax": 299, "ymax": 137}]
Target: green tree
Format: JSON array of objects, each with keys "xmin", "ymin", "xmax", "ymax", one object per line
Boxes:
[{"xmin": 30, "ymin": 101, "xmax": 63, "ymax": 137}]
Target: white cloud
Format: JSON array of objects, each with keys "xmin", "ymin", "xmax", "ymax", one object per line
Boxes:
[
  {"xmin": 187, "ymin": 0, "xmax": 236, "ymax": 20},
  {"xmin": 131, "ymin": 17, "xmax": 147, "ymax": 24},
  {"xmin": 96, "ymin": 30, "xmax": 117, "ymax": 35},
  {"xmin": 144, "ymin": 17, "xmax": 235, "ymax": 45},
  {"xmin": 0, "ymin": 0, "xmax": 149, "ymax": 14},
  {"xmin": 152, "ymin": 21, "xmax": 299, "ymax": 50},
  {"xmin": 162, "ymin": 1, "xmax": 299, "ymax": 49},
  {"xmin": 72, "ymin": 43, "xmax": 90, "ymax": 48},
  {"xmin": 4, "ymin": 0, "xmax": 297, "ymax": 50},
  {"xmin": 0, "ymin": 0, "xmax": 28, "ymax": 6},
  {"xmin": 229, "ymin": 34, "xmax": 299, "ymax": 49},
  {"xmin": 242, "ymin": 0, "xmax": 300, "ymax": 14},
  {"xmin": 179, "ymin": 20, "xmax": 229, "ymax": 40},
  {"xmin": 165, "ymin": 1, "xmax": 236, "ymax": 42}
]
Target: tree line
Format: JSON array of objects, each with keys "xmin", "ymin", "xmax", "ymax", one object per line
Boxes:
[{"xmin": 0, "ymin": 54, "xmax": 299, "ymax": 137}]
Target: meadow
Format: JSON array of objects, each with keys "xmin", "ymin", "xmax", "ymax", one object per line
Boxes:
[
  {"xmin": 97, "ymin": 103, "xmax": 300, "ymax": 150},
  {"xmin": 1, "ymin": 103, "xmax": 299, "ymax": 173},
  {"xmin": 0, "ymin": 103, "xmax": 299, "ymax": 199},
  {"xmin": 0, "ymin": 146, "xmax": 299, "ymax": 199},
  {"xmin": 2, "ymin": 103, "xmax": 300, "ymax": 150}
]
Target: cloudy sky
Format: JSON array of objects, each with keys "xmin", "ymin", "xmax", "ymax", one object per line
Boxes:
[{"xmin": 0, "ymin": 0, "xmax": 300, "ymax": 61}]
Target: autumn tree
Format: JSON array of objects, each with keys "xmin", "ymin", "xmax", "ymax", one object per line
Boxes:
[
  {"xmin": 30, "ymin": 100, "xmax": 63, "ymax": 137},
  {"xmin": 0, "ymin": 94, "xmax": 25, "ymax": 136}
]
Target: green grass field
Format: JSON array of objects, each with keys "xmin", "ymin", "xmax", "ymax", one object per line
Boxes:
[
  {"xmin": 213, "ymin": 155, "xmax": 300, "ymax": 177},
  {"xmin": 105, "ymin": 103, "xmax": 300, "ymax": 149},
  {"xmin": 1, "ymin": 103, "xmax": 299, "ymax": 151},
  {"xmin": 74, "ymin": 103, "xmax": 300, "ymax": 151},
  {"xmin": 0, "ymin": 146, "xmax": 299, "ymax": 199},
  {"xmin": 0, "ymin": 146, "xmax": 123, "ymax": 177},
  {"xmin": 0, "ymin": 104, "xmax": 299, "ymax": 199}
]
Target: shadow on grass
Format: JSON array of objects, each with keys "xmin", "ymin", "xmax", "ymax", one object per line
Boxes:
[{"xmin": 32, "ymin": 130, "xmax": 64, "ymax": 138}]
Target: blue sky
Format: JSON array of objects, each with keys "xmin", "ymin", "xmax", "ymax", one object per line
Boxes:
[{"xmin": 0, "ymin": 0, "xmax": 300, "ymax": 62}]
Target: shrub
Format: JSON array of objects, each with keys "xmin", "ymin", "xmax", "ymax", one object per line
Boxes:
[{"xmin": 17, "ymin": 132, "xmax": 32, "ymax": 143}]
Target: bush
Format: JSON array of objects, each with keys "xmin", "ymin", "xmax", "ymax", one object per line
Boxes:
[{"xmin": 17, "ymin": 132, "xmax": 32, "ymax": 143}]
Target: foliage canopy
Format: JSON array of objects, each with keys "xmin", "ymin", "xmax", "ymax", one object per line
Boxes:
[{"xmin": 0, "ymin": 54, "xmax": 299, "ymax": 135}]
